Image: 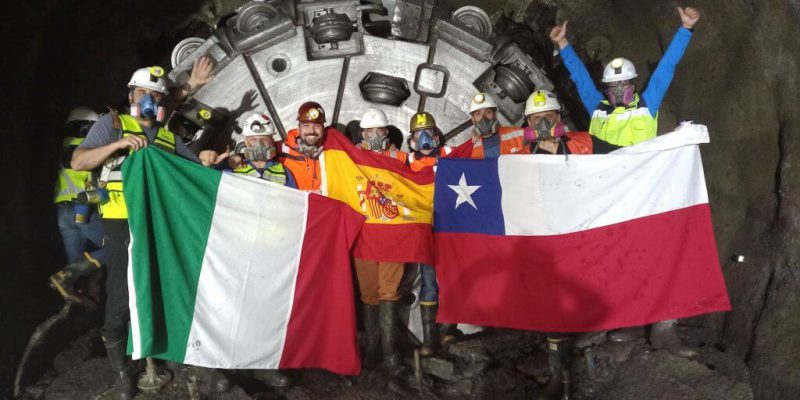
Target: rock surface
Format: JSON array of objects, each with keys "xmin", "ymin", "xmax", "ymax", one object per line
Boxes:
[{"xmin": 19, "ymin": 326, "xmax": 754, "ymax": 400}]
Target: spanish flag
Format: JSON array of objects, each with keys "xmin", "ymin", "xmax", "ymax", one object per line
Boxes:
[{"xmin": 321, "ymin": 131, "xmax": 436, "ymax": 264}]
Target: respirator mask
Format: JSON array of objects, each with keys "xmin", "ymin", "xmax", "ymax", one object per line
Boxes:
[
  {"xmin": 605, "ymin": 81, "xmax": 635, "ymax": 107},
  {"xmin": 243, "ymin": 142, "xmax": 276, "ymax": 162},
  {"xmin": 412, "ymin": 129, "xmax": 439, "ymax": 152},
  {"xmin": 130, "ymin": 93, "xmax": 165, "ymax": 122},
  {"xmin": 475, "ymin": 118, "xmax": 498, "ymax": 138}
]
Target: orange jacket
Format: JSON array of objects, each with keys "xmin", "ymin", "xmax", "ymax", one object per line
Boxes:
[
  {"xmin": 564, "ymin": 131, "xmax": 593, "ymax": 155},
  {"xmin": 408, "ymin": 147, "xmax": 452, "ymax": 172},
  {"xmin": 279, "ymin": 129, "xmax": 322, "ymax": 192},
  {"xmin": 469, "ymin": 126, "xmax": 530, "ymax": 159},
  {"xmin": 375, "ymin": 148, "xmax": 408, "ymax": 164}
]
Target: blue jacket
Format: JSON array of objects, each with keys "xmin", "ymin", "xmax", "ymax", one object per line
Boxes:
[{"xmin": 560, "ymin": 27, "xmax": 694, "ymax": 118}]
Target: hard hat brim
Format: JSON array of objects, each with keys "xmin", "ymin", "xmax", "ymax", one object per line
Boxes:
[{"xmin": 601, "ymin": 73, "xmax": 638, "ymax": 83}]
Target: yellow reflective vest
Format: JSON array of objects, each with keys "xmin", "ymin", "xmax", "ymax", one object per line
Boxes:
[
  {"xmin": 100, "ymin": 115, "xmax": 176, "ymax": 219},
  {"xmin": 53, "ymin": 137, "xmax": 90, "ymax": 203},
  {"xmin": 589, "ymin": 94, "xmax": 658, "ymax": 146},
  {"xmin": 232, "ymin": 162, "xmax": 289, "ymax": 185}
]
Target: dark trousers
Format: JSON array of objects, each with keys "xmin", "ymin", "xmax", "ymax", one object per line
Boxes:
[{"xmin": 101, "ymin": 218, "xmax": 131, "ymax": 342}]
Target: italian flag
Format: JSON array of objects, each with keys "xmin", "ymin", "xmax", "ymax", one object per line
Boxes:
[{"xmin": 122, "ymin": 147, "xmax": 364, "ymax": 375}]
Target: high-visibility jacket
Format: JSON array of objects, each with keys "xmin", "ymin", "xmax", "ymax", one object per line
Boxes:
[
  {"xmin": 54, "ymin": 136, "xmax": 90, "ymax": 203},
  {"xmin": 231, "ymin": 160, "xmax": 292, "ymax": 187},
  {"xmin": 377, "ymin": 148, "xmax": 408, "ymax": 164},
  {"xmin": 588, "ymin": 94, "xmax": 658, "ymax": 147},
  {"xmin": 408, "ymin": 146, "xmax": 452, "ymax": 172},
  {"xmin": 469, "ymin": 126, "xmax": 530, "ymax": 159},
  {"xmin": 100, "ymin": 115, "xmax": 176, "ymax": 219},
  {"xmin": 280, "ymin": 129, "xmax": 322, "ymax": 192}
]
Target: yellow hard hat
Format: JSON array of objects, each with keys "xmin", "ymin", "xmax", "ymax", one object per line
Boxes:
[{"xmin": 410, "ymin": 112, "xmax": 436, "ymax": 132}]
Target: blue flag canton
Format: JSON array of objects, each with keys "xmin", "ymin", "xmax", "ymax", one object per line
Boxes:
[{"xmin": 434, "ymin": 158, "xmax": 505, "ymax": 235}]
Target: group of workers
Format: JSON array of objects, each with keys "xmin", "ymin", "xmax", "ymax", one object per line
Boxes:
[{"xmin": 49, "ymin": 6, "xmax": 701, "ymax": 400}]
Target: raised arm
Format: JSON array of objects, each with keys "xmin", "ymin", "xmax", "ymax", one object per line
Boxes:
[
  {"xmin": 163, "ymin": 56, "xmax": 216, "ymax": 113},
  {"xmin": 641, "ymin": 7, "xmax": 701, "ymax": 115},
  {"xmin": 551, "ymin": 21, "xmax": 605, "ymax": 116}
]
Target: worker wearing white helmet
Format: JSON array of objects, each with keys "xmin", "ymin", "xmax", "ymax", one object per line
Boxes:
[
  {"xmin": 550, "ymin": 6, "xmax": 701, "ymax": 147},
  {"xmin": 49, "ymin": 107, "xmax": 105, "ymax": 307},
  {"xmin": 546, "ymin": 9, "xmax": 702, "ymax": 391},
  {"xmin": 225, "ymin": 113, "xmax": 297, "ymax": 188},
  {"xmin": 467, "ymin": 92, "xmax": 529, "ymax": 159},
  {"xmin": 522, "ymin": 90, "xmax": 621, "ymax": 156},
  {"xmin": 519, "ymin": 90, "xmax": 621, "ymax": 400},
  {"xmin": 358, "ymin": 107, "xmax": 407, "ymax": 163},
  {"xmin": 70, "ymin": 57, "xmax": 219, "ymax": 399}
]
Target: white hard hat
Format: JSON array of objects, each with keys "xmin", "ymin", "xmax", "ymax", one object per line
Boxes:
[
  {"xmin": 66, "ymin": 107, "xmax": 99, "ymax": 123},
  {"xmin": 468, "ymin": 92, "xmax": 498, "ymax": 113},
  {"xmin": 242, "ymin": 113, "xmax": 278, "ymax": 138},
  {"xmin": 359, "ymin": 108, "xmax": 389, "ymax": 129},
  {"xmin": 127, "ymin": 66, "xmax": 169, "ymax": 94},
  {"xmin": 602, "ymin": 58, "xmax": 638, "ymax": 83},
  {"xmin": 524, "ymin": 90, "xmax": 561, "ymax": 116}
]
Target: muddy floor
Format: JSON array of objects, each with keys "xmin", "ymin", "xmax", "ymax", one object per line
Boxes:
[{"xmin": 19, "ymin": 323, "xmax": 753, "ymax": 400}]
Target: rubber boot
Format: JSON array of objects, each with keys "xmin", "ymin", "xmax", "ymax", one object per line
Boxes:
[
  {"xmin": 439, "ymin": 323, "xmax": 457, "ymax": 348},
  {"xmin": 104, "ymin": 338, "xmax": 136, "ymax": 400},
  {"xmin": 254, "ymin": 369, "xmax": 291, "ymax": 389},
  {"xmin": 379, "ymin": 300, "xmax": 402, "ymax": 370},
  {"xmin": 49, "ymin": 253, "xmax": 101, "ymax": 303},
  {"xmin": 649, "ymin": 319, "xmax": 697, "ymax": 358},
  {"xmin": 419, "ymin": 304, "xmax": 438, "ymax": 357},
  {"xmin": 607, "ymin": 326, "xmax": 645, "ymax": 342},
  {"xmin": 537, "ymin": 337, "xmax": 571, "ymax": 400},
  {"xmin": 362, "ymin": 304, "xmax": 381, "ymax": 369}
]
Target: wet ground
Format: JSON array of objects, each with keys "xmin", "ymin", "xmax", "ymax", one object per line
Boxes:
[{"xmin": 18, "ymin": 323, "xmax": 753, "ymax": 400}]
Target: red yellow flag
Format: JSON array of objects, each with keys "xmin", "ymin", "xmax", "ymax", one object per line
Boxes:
[{"xmin": 320, "ymin": 131, "xmax": 435, "ymax": 264}]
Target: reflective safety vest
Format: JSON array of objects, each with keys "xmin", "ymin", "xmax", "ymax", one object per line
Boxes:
[
  {"xmin": 470, "ymin": 126, "xmax": 530, "ymax": 159},
  {"xmin": 378, "ymin": 148, "xmax": 408, "ymax": 164},
  {"xmin": 589, "ymin": 94, "xmax": 657, "ymax": 146},
  {"xmin": 232, "ymin": 162, "xmax": 289, "ymax": 185},
  {"xmin": 100, "ymin": 115, "xmax": 176, "ymax": 219},
  {"xmin": 280, "ymin": 129, "xmax": 321, "ymax": 192},
  {"xmin": 53, "ymin": 136, "xmax": 90, "ymax": 203},
  {"xmin": 408, "ymin": 146, "xmax": 452, "ymax": 172}
]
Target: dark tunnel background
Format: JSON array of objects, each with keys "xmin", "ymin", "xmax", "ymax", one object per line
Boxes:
[{"xmin": 1, "ymin": 1, "xmax": 799, "ymax": 399}]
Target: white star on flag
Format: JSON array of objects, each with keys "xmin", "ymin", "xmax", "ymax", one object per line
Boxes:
[{"xmin": 448, "ymin": 173, "xmax": 481, "ymax": 210}]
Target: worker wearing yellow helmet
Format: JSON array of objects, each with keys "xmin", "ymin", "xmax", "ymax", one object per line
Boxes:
[{"xmin": 550, "ymin": 6, "xmax": 701, "ymax": 146}]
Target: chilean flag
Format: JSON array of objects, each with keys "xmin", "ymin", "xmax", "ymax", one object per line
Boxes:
[{"xmin": 433, "ymin": 123, "xmax": 731, "ymax": 332}]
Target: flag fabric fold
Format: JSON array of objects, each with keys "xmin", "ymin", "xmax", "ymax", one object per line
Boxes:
[
  {"xmin": 123, "ymin": 147, "xmax": 364, "ymax": 375},
  {"xmin": 433, "ymin": 123, "xmax": 731, "ymax": 332},
  {"xmin": 320, "ymin": 131, "xmax": 436, "ymax": 264}
]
